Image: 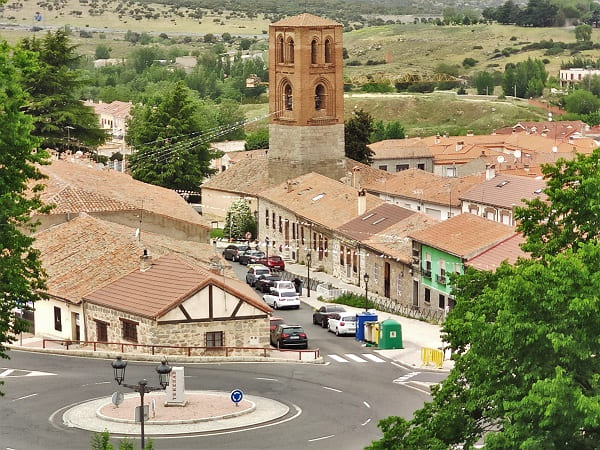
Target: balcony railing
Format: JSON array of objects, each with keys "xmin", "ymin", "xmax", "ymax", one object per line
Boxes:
[
  {"xmin": 423, "ymin": 269, "xmax": 432, "ymax": 279},
  {"xmin": 436, "ymin": 274, "xmax": 447, "ymax": 285}
]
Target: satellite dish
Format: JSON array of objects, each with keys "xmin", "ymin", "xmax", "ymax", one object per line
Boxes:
[
  {"xmin": 112, "ymin": 391, "xmax": 124, "ymax": 407},
  {"xmin": 497, "ymin": 155, "xmax": 505, "ymax": 163},
  {"xmin": 514, "ymin": 150, "xmax": 521, "ymax": 158}
]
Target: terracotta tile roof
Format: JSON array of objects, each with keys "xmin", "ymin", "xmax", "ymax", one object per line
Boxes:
[
  {"xmin": 459, "ymin": 174, "xmax": 547, "ymax": 209},
  {"xmin": 368, "ymin": 139, "xmax": 433, "ymax": 160},
  {"xmin": 466, "ymin": 233, "xmax": 529, "ymax": 271},
  {"xmin": 85, "ymin": 100, "xmax": 132, "ymax": 120},
  {"xmin": 38, "ymin": 159, "xmax": 208, "ymax": 228},
  {"xmin": 408, "ymin": 213, "xmax": 517, "ymax": 259},
  {"xmin": 271, "ymin": 13, "xmax": 341, "ymax": 27},
  {"xmin": 84, "ymin": 253, "xmax": 269, "ymax": 319},
  {"xmin": 337, "ymin": 203, "xmax": 416, "ymax": 242},
  {"xmin": 260, "ymin": 172, "xmax": 384, "ymax": 228},
  {"xmin": 494, "ymin": 121, "xmax": 587, "ymax": 140},
  {"xmin": 361, "ymin": 212, "xmax": 439, "ymax": 263},
  {"xmin": 226, "ymin": 149, "xmax": 268, "ymax": 164},
  {"xmin": 363, "ymin": 168, "xmax": 485, "ymax": 208},
  {"xmin": 34, "ymin": 213, "xmax": 229, "ymax": 303},
  {"xmin": 201, "ymin": 158, "xmax": 270, "ymax": 195}
]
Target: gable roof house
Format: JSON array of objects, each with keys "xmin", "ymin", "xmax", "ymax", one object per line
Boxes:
[
  {"xmin": 334, "ymin": 203, "xmax": 438, "ymax": 307},
  {"xmin": 408, "ymin": 214, "xmax": 517, "ymax": 314},
  {"xmin": 368, "ymin": 139, "xmax": 434, "ymax": 173},
  {"xmin": 36, "ymin": 159, "xmax": 210, "ymax": 243},
  {"xmin": 83, "ymin": 253, "xmax": 271, "ymax": 352},
  {"xmin": 257, "ymin": 172, "xmax": 384, "ymax": 275},
  {"xmin": 32, "ymin": 213, "xmax": 230, "ymax": 342},
  {"xmin": 460, "ymin": 173, "xmax": 547, "ymax": 226}
]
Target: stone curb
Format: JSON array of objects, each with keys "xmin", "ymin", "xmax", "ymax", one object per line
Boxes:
[{"xmin": 391, "ymin": 358, "xmax": 452, "ymax": 374}]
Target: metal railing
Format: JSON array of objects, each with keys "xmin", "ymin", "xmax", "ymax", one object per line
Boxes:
[{"xmin": 41, "ymin": 339, "xmax": 320, "ymax": 360}]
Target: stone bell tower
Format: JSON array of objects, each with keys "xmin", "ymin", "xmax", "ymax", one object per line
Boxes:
[{"xmin": 267, "ymin": 13, "xmax": 346, "ymax": 185}]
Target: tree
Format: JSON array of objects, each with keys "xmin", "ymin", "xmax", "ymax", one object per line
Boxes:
[
  {"xmin": 575, "ymin": 23, "xmax": 593, "ymax": 42},
  {"xmin": 126, "ymin": 81, "xmax": 220, "ymax": 190},
  {"xmin": 370, "ymin": 120, "xmax": 405, "ymax": 143},
  {"xmin": 0, "ymin": 41, "xmax": 50, "ymax": 395},
  {"xmin": 474, "ymin": 71, "xmax": 494, "ymax": 95},
  {"xmin": 245, "ymin": 127, "xmax": 269, "ymax": 150},
  {"xmin": 17, "ymin": 30, "xmax": 108, "ymax": 154},
  {"xmin": 564, "ymin": 89, "xmax": 600, "ymax": 115},
  {"xmin": 344, "ymin": 108, "xmax": 374, "ymax": 164},
  {"xmin": 95, "ymin": 44, "xmax": 111, "ymax": 59},
  {"xmin": 502, "ymin": 58, "xmax": 547, "ymax": 98},
  {"xmin": 215, "ymin": 99, "xmax": 245, "ymax": 141},
  {"xmin": 223, "ymin": 198, "xmax": 256, "ymax": 241}
]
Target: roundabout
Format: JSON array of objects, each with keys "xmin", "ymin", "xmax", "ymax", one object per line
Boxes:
[{"xmin": 62, "ymin": 390, "xmax": 294, "ymax": 436}]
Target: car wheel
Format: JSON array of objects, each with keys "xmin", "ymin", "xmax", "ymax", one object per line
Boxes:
[
  {"xmin": 296, "ymin": 305, "xmax": 300, "ymax": 309},
  {"xmin": 321, "ymin": 319, "xmax": 327, "ymax": 328},
  {"xmin": 312, "ymin": 316, "xmax": 317, "ymax": 325},
  {"xmin": 277, "ymin": 340, "xmax": 282, "ymax": 349},
  {"xmin": 335, "ymin": 328, "xmax": 340, "ymax": 336},
  {"xmin": 327, "ymin": 324, "xmax": 332, "ymax": 333},
  {"xmin": 273, "ymin": 302, "xmax": 278, "ymax": 310}
]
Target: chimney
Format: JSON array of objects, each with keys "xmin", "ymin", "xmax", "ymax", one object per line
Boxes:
[
  {"xmin": 286, "ymin": 179, "xmax": 293, "ymax": 193},
  {"xmin": 352, "ymin": 166, "xmax": 361, "ymax": 189},
  {"xmin": 524, "ymin": 164, "xmax": 530, "ymax": 172},
  {"xmin": 358, "ymin": 189, "xmax": 367, "ymax": 215},
  {"xmin": 568, "ymin": 136, "xmax": 574, "ymax": 144},
  {"xmin": 140, "ymin": 249, "xmax": 152, "ymax": 272},
  {"xmin": 456, "ymin": 140, "xmax": 464, "ymax": 152},
  {"xmin": 444, "ymin": 131, "xmax": 449, "ymax": 138},
  {"xmin": 485, "ymin": 164, "xmax": 496, "ymax": 181},
  {"xmin": 435, "ymin": 134, "xmax": 441, "ymax": 144},
  {"xmin": 466, "ymin": 130, "xmax": 474, "ymax": 136}
]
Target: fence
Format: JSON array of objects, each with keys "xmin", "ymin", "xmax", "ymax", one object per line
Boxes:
[
  {"xmin": 41, "ymin": 339, "xmax": 320, "ymax": 360},
  {"xmin": 370, "ymin": 296, "xmax": 445, "ymax": 324}
]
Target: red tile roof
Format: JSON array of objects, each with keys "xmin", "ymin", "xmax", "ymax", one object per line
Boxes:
[
  {"xmin": 84, "ymin": 253, "xmax": 268, "ymax": 318},
  {"xmin": 466, "ymin": 233, "xmax": 529, "ymax": 271},
  {"xmin": 368, "ymin": 139, "xmax": 433, "ymax": 160},
  {"xmin": 271, "ymin": 13, "xmax": 341, "ymax": 27},
  {"xmin": 337, "ymin": 203, "xmax": 416, "ymax": 242},
  {"xmin": 459, "ymin": 174, "xmax": 547, "ymax": 209},
  {"xmin": 408, "ymin": 213, "xmax": 517, "ymax": 259}
]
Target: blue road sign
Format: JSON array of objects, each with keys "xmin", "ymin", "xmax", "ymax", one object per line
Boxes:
[{"xmin": 230, "ymin": 389, "xmax": 243, "ymax": 405}]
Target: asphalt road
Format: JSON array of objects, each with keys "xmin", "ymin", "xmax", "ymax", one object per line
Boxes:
[{"xmin": 0, "ymin": 261, "xmax": 446, "ymax": 449}]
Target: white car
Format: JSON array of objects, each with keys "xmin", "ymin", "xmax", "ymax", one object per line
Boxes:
[
  {"xmin": 269, "ymin": 280, "xmax": 295, "ymax": 294},
  {"xmin": 327, "ymin": 312, "xmax": 357, "ymax": 336},
  {"xmin": 262, "ymin": 290, "xmax": 300, "ymax": 310}
]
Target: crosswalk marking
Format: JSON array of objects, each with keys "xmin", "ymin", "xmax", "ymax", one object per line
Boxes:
[
  {"xmin": 345, "ymin": 353, "xmax": 368, "ymax": 362},
  {"xmin": 0, "ymin": 369, "xmax": 15, "ymax": 377},
  {"xmin": 362, "ymin": 354, "xmax": 386, "ymax": 363},
  {"xmin": 393, "ymin": 372, "xmax": 421, "ymax": 383},
  {"xmin": 0, "ymin": 368, "xmax": 56, "ymax": 378},
  {"xmin": 329, "ymin": 354, "xmax": 349, "ymax": 363}
]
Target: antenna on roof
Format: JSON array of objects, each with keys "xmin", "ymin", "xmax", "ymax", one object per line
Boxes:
[{"xmin": 138, "ymin": 200, "xmax": 143, "ymax": 242}]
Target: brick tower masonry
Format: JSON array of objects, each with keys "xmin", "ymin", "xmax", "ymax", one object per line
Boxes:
[{"xmin": 268, "ymin": 13, "xmax": 347, "ymax": 186}]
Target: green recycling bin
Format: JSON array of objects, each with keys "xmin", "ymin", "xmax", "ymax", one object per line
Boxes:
[{"xmin": 378, "ymin": 319, "xmax": 403, "ymax": 349}]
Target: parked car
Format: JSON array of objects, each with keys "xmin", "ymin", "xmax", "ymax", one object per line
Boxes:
[
  {"xmin": 270, "ymin": 324, "xmax": 308, "ymax": 349},
  {"xmin": 312, "ymin": 305, "xmax": 347, "ymax": 328},
  {"xmin": 238, "ymin": 250, "xmax": 265, "ymax": 265},
  {"xmin": 255, "ymin": 255, "xmax": 285, "ymax": 271},
  {"xmin": 327, "ymin": 313, "xmax": 357, "ymax": 336},
  {"xmin": 222, "ymin": 244, "xmax": 250, "ymax": 262},
  {"xmin": 269, "ymin": 316, "xmax": 286, "ymax": 332},
  {"xmin": 263, "ymin": 290, "xmax": 300, "ymax": 310},
  {"xmin": 255, "ymin": 274, "xmax": 282, "ymax": 293},
  {"xmin": 270, "ymin": 280, "xmax": 295, "ymax": 294},
  {"xmin": 245, "ymin": 265, "xmax": 271, "ymax": 286}
]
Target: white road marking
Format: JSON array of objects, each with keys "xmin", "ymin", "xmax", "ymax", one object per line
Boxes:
[
  {"xmin": 363, "ymin": 401, "xmax": 371, "ymax": 408},
  {"xmin": 255, "ymin": 377, "xmax": 278, "ymax": 381},
  {"xmin": 0, "ymin": 369, "xmax": 15, "ymax": 377},
  {"xmin": 308, "ymin": 435, "xmax": 335, "ymax": 442},
  {"xmin": 25, "ymin": 370, "xmax": 56, "ymax": 377},
  {"xmin": 322, "ymin": 386, "xmax": 342, "ymax": 393},
  {"xmin": 12, "ymin": 393, "xmax": 38, "ymax": 402},
  {"xmin": 362, "ymin": 354, "xmax": 386, "ymax": 363},
  {"xmin": 393, "ymin": 372, "xmax": 421, "ymax": 384},
  {"xmin": 328, "ymin": 354, "xmax": 349, "ymax": 362},
  {"xmin": 345, "ymin": 353, "xmax": 367, "ymax": 362},
  {"xmin": 361, "ymin": 418, "xmax": 372, "ymax": 426}
]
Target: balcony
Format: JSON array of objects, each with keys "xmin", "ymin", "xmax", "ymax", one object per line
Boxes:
[
  {"xmin": 423, "ymin": 269, "xmax": 432, "ymax": 279},
  {"xmin": 436, "ymin": 274, "xmax": 447, "ymax": 285}
]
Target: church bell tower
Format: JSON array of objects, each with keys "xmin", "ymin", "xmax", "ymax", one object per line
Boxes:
[{"xmin": 267, "ymin": 13, "xmax": 346, "ymax": 185}]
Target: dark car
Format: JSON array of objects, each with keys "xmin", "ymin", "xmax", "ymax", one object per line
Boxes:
[
  {"xmin": 238, "ymin": 250, "xmax": 265, "ymax": 265},
  {"xmin": 255, "ymin": 255, "xmax": 285, "ymax": 271},
  {"xmin": 222, "ymin": 244, "xmax": 250, "ymax": 262},
  {"xmin": 270, "ymin": 324, "xmax": 308, "ymax": 349},
  {"xmin": 312, "ymin": 304, "xmax": 347, "ymax": 328},
  {"xmin": 255, "ymin": 274, "xmax": 282, "ymax": 293},
  {"xmin": 245, "ymin": 265, "xmax": 271, "ymax": 286}
]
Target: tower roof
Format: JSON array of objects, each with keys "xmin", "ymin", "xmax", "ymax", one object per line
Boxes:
[{"xmin": 270, "ymin": 13, "xmax": 341, "ymax": 27}]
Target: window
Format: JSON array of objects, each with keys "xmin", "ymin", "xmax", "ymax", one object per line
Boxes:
[
  {"xmin": 315, "ymin": 84, "xmax": 325, "ymax": 110},
  {"xmin": 277, "ymin": 36, "xmax": 284, "ymax": 63},
  {"xmin": 265, "ymin": 209, "xmax": 269, "ymax": 226},
  {"xmin": 417, "ymin": 163, "xmax": 425, "ymax": 170},
  {"xmin": 278, "ymin": 216, "xmax": 282, "ymax": 233},
  {"xmin": 53, "ymin": 306, "xmax": 62, "ymax": 332},
  {"xmin": 439, "ymin": 294, "xmax": 446, "ymax": 309},
  {"xmin": 206, "ymin": 331, "xmax": 224, "ymax": 348},
  {"xmin": 292, "ymin": 222, "xmax": 296, "ymax": 240},
  {"xmin": 446, "ymin": 166, "xmax": 457, "ymax": 177},
  {"xmin": 311, "ymin": 39, "xmax": 318, "ymax": 64},
  {"xmin": 96, "ymin": 320, "xmax": 108, "ymax": 342},
  {"xmin": 301, "ymin": 226, "xmax": 305, "ymax": 245},
  {"xmin": 353, "ymin": 251, "xmax": 358, "ymax": 273},
  {"xmin": 340, "ymin": 245, "xmax": 345, "ymax": 265},
  {"xmin": 313, "ymin": 232, "xmax": 317, "ymax": 251},
  {"xmin": 284, "ymin": 84, "xmax": 293, "ymax": 110},
  {"xmin": 378, "ymin": 165, "xmax": 388, "ymax": 171},
  {"xmin": 272, "ymin": 212, "xmax": 276, "ymax": 229},
  {"xmin": 424, "ymin": 288, "xmax": 431, "ymax": 303},
  {"xmin": 396, "ymin": 164, "xmax": 409, "ymax": 172},
  {"xmin": 121, "ymin": 318, "xmax": 138, "ymax": 342},
  {"xmin": 286, "ymin": 38, "xmax": 294, "ymax": 63},
  {"xmin": 324, "ymin": 238, "xmax": 329, "ymax": 257},
  {"xmin": 324, "ymin": 38, "xmax": 332, "ymax": 63},
  {"xmin": 397, "ymin": 273, "xmax": 403, "ymax": 296}
]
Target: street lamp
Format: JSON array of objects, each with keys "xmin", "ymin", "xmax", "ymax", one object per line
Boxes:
[
  {"xmin": 306, "ymin": 252, "xmax": 312, "ymax": 298},
  {"xmin": 111, "ymin": 355, "xmax": 172, "ymax": 449},
  {"xmin": 363, "ymin": 273, "xmax": 370, "ymax": 311},
  {"xmin": 65, "ymin": 125, "xmax": 74, "ymax": 153}
]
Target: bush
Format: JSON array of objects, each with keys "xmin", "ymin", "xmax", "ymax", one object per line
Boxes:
[
  {"xmin": 472, "ymin": 45, "xmax": 483, "ymax": 50},
  {"xmin": 346, "ymin": 60, "xmax": 362, "ymax": 66},
  {"xmin": 360, "ymin": 82, "xmax": 394, "ymax": 93},
  {"xmin": 210, "ymin": 228, "xmax": 224, "ymax": 239},
  {"xmin": 457, "ymin": 86, "xmax": 467, "ymax": 95},
  {"xmin": 462, "ymin": 57, "xmax": 478, "ymax": 68},
  {"xmin": 332, "ymin": 293, "xmax": 375, "ymax": 310}
]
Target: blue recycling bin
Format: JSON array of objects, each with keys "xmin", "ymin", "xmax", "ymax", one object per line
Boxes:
[{"xmin": 355, "ymin": 311, "xmax": 378, "ymax": 341}]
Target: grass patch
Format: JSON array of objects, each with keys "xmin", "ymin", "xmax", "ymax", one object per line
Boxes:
[{"xmin": 332, "ymin": 292, "xmax": 375, "ymax": 310}]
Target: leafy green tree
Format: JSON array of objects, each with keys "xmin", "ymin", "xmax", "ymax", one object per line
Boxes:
[
  {"xmin": 370, "ymin": 120, "xmax": 405, "ymax": 143},
  {"xmin": 17, "ymin": 30, "xmax": 108, "ymax": 154},
  {"xmin": 474, "ymin": 71, "xmax": 494, "ymax": 94},
  {"xmin": 344, "ymin": 108, "xmax": 374, "ymax": 164},
  {"xmin": 502, "ymin": 58, "xmax": 547, "ymax": 98},
  {"xmin": 95, "ymin": 44, "xmax": 111, "ymax": 59},
  {"xmin": 520, "ymin": 0, "xmax": 558, "ymax": 26},
  {"xmin": 0, "ymin": 41, "xmax": 50, "ymax": 395},
  {"xmin": 215, "ymin": 100, "xmax": 245, "ymax": 141},
  {"xmin": 575, "ymin": 23, "xmax": 593, "ymax": 41},
  {"xmin": 564, "ymin": 89, "xmax": 600, "ymax": 115},
  {"xmin": 126, "ymin": 81, "xmax": 220, "ymax": 190},
  {"xmin": 245, "ymin": 127, "xmax": 269, "ymax": 150},
  {"xmin": 223, "ymin": 198, "xmax": 256, "ymax": 240}
]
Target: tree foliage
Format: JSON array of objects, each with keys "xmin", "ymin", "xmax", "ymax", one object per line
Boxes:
[
  {"xmin": 223, "ymin": 198, "xmax": 256, "ymax": 240},
  {"xmin": 575, "ymin": 23, "xmax": 593, "ymax": 42},
  {"xmin": 563, "ymin": 89, "xmax": 600, "ymax": 115},
  {"xmin": 245, "ymin": 127, "xmax": 269, "ymax": 150},
  {"xmin": 502, "ymin": 58, "xmax": 547, "ymax": 98},
  {"xmin": 0, "ymin": 41, "xmax": 50, "ymax": 395},
  {"xmin": 370, "ymin": 120, "xmax": 405, "ymax": 143},
  {"xmin": 474, "ymin": 71, "xmax": 495, "ymax": 95},
  {"xmin": 344, "ymin": 108, "xmax": 374, "ymax": 164},
  {"xmin": 126, "ymin": 81, "xmax": 220, "ymax": 190}
]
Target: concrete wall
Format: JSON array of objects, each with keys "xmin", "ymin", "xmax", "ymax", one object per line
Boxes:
[
  {"xmin": 200, "ymin": 188, "xmax": 258, "ymax": 221},
  {"xmin": 372, "ymin": 157, "xmax": 433, "ymax": 173},
  {"xmin": 34, "ymin": 298, "xmax": 83, "ymax": 340}
]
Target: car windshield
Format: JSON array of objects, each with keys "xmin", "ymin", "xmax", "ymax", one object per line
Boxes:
[
  {"xmin": 257, "ymin": 269, "xmax": 270, "ymax": 275},
  {"xmin": 277, "ymin": 281, "xmax": 294, "ymax": 290},
  {"xmin": 341, "ymin": 316, "xmax": 356, "ymax": 322},
  {"xmin": 283, "ymin": 327, "xmax": 304, "ymax": 333},
  {"xmin": 328, "ymin": 305, "xmax": 346, "ymax": 311},
  {"xmin": 280, "ymin": 291, "xmax": 297, "ymax": 298}
]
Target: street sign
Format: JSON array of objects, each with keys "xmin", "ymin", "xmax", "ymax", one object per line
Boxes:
[
  {"xmin": 230, "ymin": 389, "xmax": 243, "ymax": 406},
  {"xmin": 135, "ymin": 405, "xmax": 149, "ymax": 423},
  {"xmin": 111, "ymin": 391, "xmax": 124, "ymax": 407}
]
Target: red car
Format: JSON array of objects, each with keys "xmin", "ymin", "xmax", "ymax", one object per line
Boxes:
[
  {"xmin": 256, "ymin": 256, "xmax": 285, "ymax": 271},
  {"xmin": 269, "ymin": 316, "xmax": 285, "ymax": 332}
]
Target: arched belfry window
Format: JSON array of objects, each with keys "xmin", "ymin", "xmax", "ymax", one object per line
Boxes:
[
  {"xmin": 324, "ymin": 38, "xmax": 332, "ymax": 63},
  {"xmin": 311, "ymin": 39, "xmax": 318, "ymax": 64},
  {"xmin": 287, "ymin": 38, "xmax": 295, "ymax": 63},
  {"xmin": 277, "ymin": 36, "xmax": 284, "ymax": 63},
  {"xmin": 284, "ymin": 84, "xmax": 293, "ymax": 110},
  {"xmin": 315, "ymin": 84, "xmax": 325, "ymax": 110}
]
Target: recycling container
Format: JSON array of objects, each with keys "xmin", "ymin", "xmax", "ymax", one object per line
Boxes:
[
  {"xmin": 378, "ymin": 319, "xmax": 403, "ymax": 349},
  {"xmin": 356, "ymin": 312, "xmax": 378, "ymax": 341}
]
